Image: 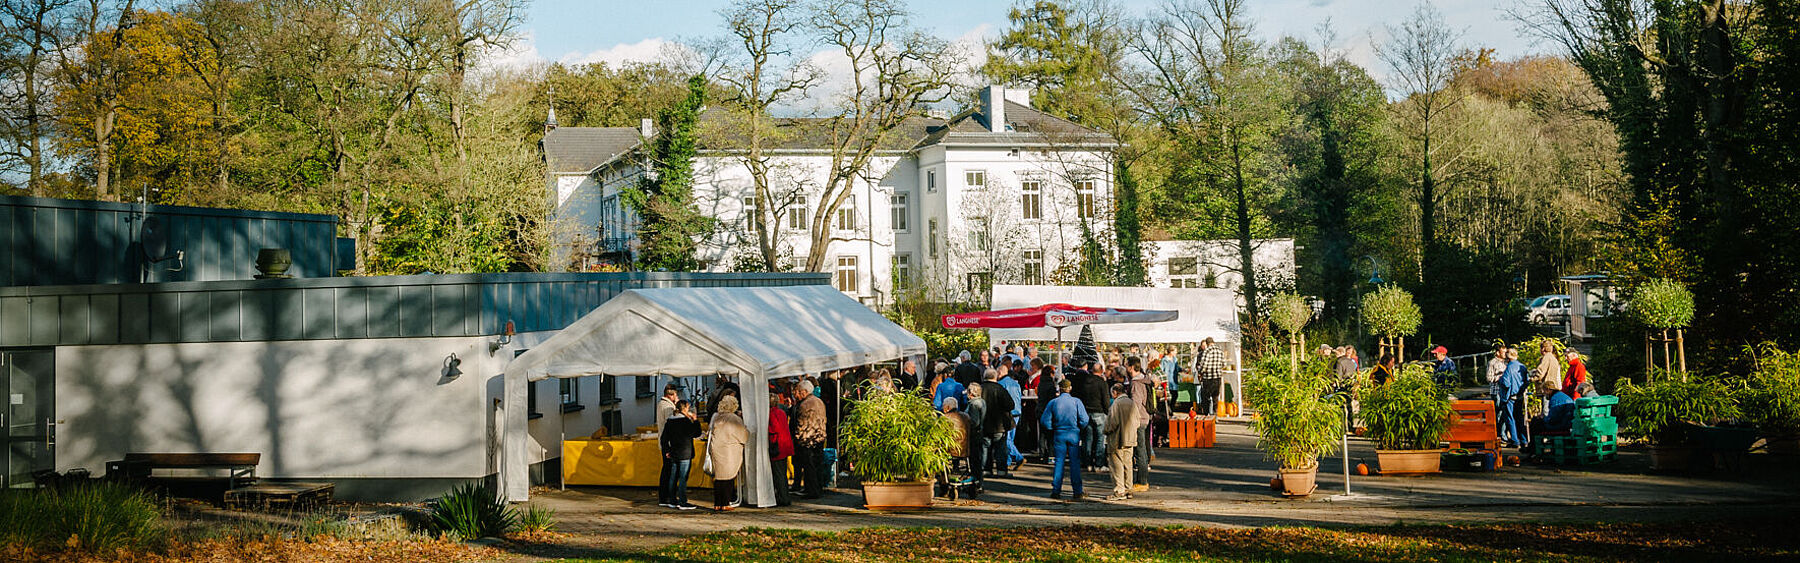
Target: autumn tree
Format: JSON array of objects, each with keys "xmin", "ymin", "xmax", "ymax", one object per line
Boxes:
[{"xmin": 1378, "ymin": 3, "xmax": 1465, "ymax": 281}]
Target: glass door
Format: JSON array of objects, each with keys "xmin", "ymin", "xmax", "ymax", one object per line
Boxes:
[{"xmin": 4, "ymin": 350, "xmax": 54, "ymax": 489}]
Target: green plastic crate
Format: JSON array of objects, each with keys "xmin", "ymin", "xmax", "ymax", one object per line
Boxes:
[{"xmin": 1573, "ymin": 416, "xmax": 1618, "ymax": 437}]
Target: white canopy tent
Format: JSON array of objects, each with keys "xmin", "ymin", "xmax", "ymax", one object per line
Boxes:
[
  {"xmin": 986, "ymin": 285, "xmax": 1244, "ymax": 410},
  {"xmin": 499, "ymin": 285, "xmax": 926, "ymax": 503}
]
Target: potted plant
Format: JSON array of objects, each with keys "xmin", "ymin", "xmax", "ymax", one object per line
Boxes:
[
  {"xmin": 1361, "ymin": 285, "xmax": 1422, "ymax": 361},
  {"xmin": 1631, "ymin": 279, "xmax": 1695, "ymax": 375},
  {"xmin": 837, "ymin": 386, "xmax": 957, "ymax": 509},
  {"xmin": 1246, "ymin": 357, "xmax": 1344, "ymax": 497},
  {"xmin": 1742, "ymin": 344, "xmax": 1800, "ymax": 454},
  {"xmin": 1618, "ymin": 376, "xmax": 1741, "ymax": 470},
  {"xmin": 1360, "ymin": 364, "xmax": 1453, "ymax": 474}
]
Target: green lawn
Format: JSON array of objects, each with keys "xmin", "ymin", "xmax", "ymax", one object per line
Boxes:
[{"xmin": 555, "ymin": 521, "xmax": 1800, "ymax": 563}]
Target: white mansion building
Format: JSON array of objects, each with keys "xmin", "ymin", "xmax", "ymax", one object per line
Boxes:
[{"xmin": 542, "ymin": 86, "xmax": 1119, "ymax": 305}]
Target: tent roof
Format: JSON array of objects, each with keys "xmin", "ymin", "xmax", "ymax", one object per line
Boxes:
[
  {"xmin": 508, "ymin": 285, "xmax": 926, "ymax": 381},
  {"xmin": 985, "ymin": 285, "xmax": 1240, "ymax": 344}
]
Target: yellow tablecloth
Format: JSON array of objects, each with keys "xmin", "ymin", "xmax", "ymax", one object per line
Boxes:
[{"xmin": 562, "ymin": 438, "xmax": 713, "ymax": 487}]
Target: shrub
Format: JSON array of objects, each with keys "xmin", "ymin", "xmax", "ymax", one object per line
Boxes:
[
  {"xmin": 0, "ymin": 481, "xmax": 165, "ymax": 553},
  {"xmin": 1617, "ymin": 376, "xmax": 1740, "ymax": 442},
  {"xmin": 1741, "ymin": 344, "xmax": 1800, "ymax": 438},
  {"xmin": 429, "ymin": 482, "xmax": 517, "ymax": 540},
  {"xmin": 838, "ymin": 387, "xmax": 957, "ymax": 483},
  {"xmin": 1268, "ymin": 293, "xmax": 1312, "ymax": 336},
  {"xmin": 1631, "ymin": 278, "xmax": 1695, "ymax": 330},
  {"xmin": 1246, "ymin": 356, "xmax": 1344, "ymax": 470},
  {"xmin": 1360, "ymin": 364, "xmax": 1453, "ymax": 450},
  {"xmin": 517, "ymin": 504, "xmax": 557, "ymax": 533},
  {"xmin": 1361, "ymin": 285, "xmax": 1422, "ymax": 340}
]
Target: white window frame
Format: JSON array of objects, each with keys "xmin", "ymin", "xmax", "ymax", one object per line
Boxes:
[
  {"xmin": 890, "ymin": 193, "xmax": 910, "ymax": 232},
  {"xmin": 893, "ymin": 253, "xmax": 913, "ymax": 291},
  {"xmin": 927, "ymin": 170, "xmax": 937, "ymax": 192},
  {"xmin": 965, "ymin": 169, "xmax": 987, "ymax": 188},
  {"xmin": 969, "ymin": 218, "xmax": 990, "ymax": 251},
  {"xmin": 835, "ymin": 255, "xmax": 860, "ymax": 294},
  {"xmin": 1021, "ymin": 181, "xmax": 1042, "ymax": 220},
  {"xmin": 1076, "ymin": 179, "xmax": 1097, "ymax": 219},
  {"xmin": 1168, "ymin": 256, "xmax": 1200, "ymax": 288},
  {"xmin": 835, "ymin": 196, "xmax": 857, "ymax": 231},
  {"xmin": 928, "ymin": 219, "xmax": 939, "ymax": 259},
  {"xmin": 787, "ymin": 204, "xmax": 808, "ymax": 231},
  {"xmin": 1023, "ymin": 249, "xmax": 1044, "ymax": 285}
]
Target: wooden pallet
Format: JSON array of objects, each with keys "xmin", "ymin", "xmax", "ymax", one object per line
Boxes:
[
  {"xmin": 1169, "ymin": 418, "xmax": 1216, "ymax": 448},
  {"xmin": 224, "ymin": 481, "xmax": 335, "ymax": 510}
]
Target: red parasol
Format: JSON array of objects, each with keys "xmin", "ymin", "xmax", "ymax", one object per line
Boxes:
[{"xmin": 941, "ymin": 304, "xmax": 1178, "ymax": 370}]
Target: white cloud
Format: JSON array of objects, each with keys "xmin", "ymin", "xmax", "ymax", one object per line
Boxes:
[
  {"xmin": 559, "ymin": 37, "xmax": 673, "ymax": 68},
  {"xmin": 477, "ymin": 31, "xmax": 546, "ymax": 73}
]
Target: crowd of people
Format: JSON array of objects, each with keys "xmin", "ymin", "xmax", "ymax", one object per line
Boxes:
[{"xmin": 650, "ymin": 336, "xmax": 1596, "ymax": 510}]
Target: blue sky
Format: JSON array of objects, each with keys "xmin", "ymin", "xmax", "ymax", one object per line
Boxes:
[{"xmin": 511, "ymin": 0, "xmax": 1550, "ymax": 78}]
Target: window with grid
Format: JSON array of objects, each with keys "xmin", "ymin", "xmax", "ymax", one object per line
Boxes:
[
  {"xmin": 965, "ymin": 170, "xmax": 986, "ymax": 188},
  {"xmin": 1169, "ymin": 257, "xmax": 1200, "ymax": 288},
  {"xmin": 966, "ymin": 272, "xmax": 992, "ymax": 294},
  {"xmin": 969, "ymin": 219, "xmax": 990, "ymax": 251},
  {"xmin": 1021, "ymin": 181, "xmax": 1042, "ymax": 219},
  {"xmin": 787, "ymin": 204, "xmax": 808, "ymax": 231},
  {"xmin": 893, "ymin": 253, "xmax": 912, "ymax": 291},
  {"xmin": 1076, "ymin": 180, "xmax": 1096, "ymax": 218},
  {"xmin": 890, "ymin": 193, "xmax": 909, "ymax": 232},
  {"xmin": 1023, "ymin": 250, "xmax": 1044, "ymax": 284},
  {"xmin": 835, "ymin": 256, "xmax": 860, "ymax": 293},
  {"xmin": 835, "ymin": 198, "xmax": 857, "ymax": 231},
  {"xmin": 928, "ymin": 219, "xmax": 939, "ymax": 258}
]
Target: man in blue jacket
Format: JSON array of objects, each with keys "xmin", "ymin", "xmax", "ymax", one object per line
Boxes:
[
  {"xmin": 1040, "ymin": 379, "xmax": 1091, "ymax": 499},
  {"xmin": 934, "ymin": 367, "xmax": 966, "ymax": 412},
  {"xmin": 1497, "ymin": 346, "xmax": 1528, "ymax": 447}
]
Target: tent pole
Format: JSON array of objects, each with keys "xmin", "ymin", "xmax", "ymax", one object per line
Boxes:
[{"xmin": 1056, "ymin": 326, "xmax": 1066, "ymax": 375}]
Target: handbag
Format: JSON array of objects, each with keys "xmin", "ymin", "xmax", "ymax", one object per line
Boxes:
[{"xmin": 702, "ymin": 453, "xmax": 715, "ymax": 477}]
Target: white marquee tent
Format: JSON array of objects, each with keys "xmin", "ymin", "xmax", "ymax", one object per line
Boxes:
[
  {"xmin": 499, "ymin": 285, "xmax": 926, "ymax": 503},
  {"xmin": 986, "ymin": 285, "xmax": 1244, "ymax": 410}
]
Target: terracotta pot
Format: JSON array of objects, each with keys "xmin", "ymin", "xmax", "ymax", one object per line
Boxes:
[
  {"xmin": 1277, "ymin": 465, "xmax": 1318, "ymax": 497},
  {"xmin": 1376, "ymin": 449, "xmax": 1445, "ymax": 475},
  {"xmin": 1649, "ymin": 444, "xmax": 1693, "ymax": 471},
  {"xmin": 861, "ymin": 481, "xmax": 933, "ymax": 509}
]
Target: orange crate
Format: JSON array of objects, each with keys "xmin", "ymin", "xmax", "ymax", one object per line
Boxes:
[
  {"xmin": 1169, "ymin": 418, "xmax": 1216, "ymax": 448},
  {"xmin": 1447, "ymin": 400, "xmax": 1497, "ymax": 444}
]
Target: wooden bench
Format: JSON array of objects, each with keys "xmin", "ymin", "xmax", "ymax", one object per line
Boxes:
[{"xmin": 107, "ymin": 453, "xmax": 260, "ymax": 490}]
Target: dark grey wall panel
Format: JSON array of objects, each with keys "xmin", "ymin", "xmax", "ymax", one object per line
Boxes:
[
  {"xmin": 0, "ymin": 195, "xmax": 338, "ymax": 287},
  {"xmin": 0, "ymin": 272, "xmax": 830, "ymax": 347}
]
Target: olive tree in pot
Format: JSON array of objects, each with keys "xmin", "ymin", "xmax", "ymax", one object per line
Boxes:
[
  {"xmin": 1269, "ymin": 293, "xmax": 1313, "ymax": 373},
  {"xmin": 1361, "ymin": 364, "xmax": 1453, "ymax": 474},
  {"xmin": 1631, "ymin": 279, "xmax": 1696, "ymax": 376},
  {"xmin": 1742, "ymin": 344, "xmax": 1800, "ymax": 454},
  {"xmin": 1246, "ymin": 356, "xmax": 1344, "ymax": 496},
  {"xmin": 1361, "ymin": 285, "xmax": 1422, "ymax": 361},
  {"xmin": 838, "ymin": 387, "xmax": 957, "ymax": 509},
  {"xmin": 1618, "ymin": 376, "xmax": 1741, "ymax": 470}
]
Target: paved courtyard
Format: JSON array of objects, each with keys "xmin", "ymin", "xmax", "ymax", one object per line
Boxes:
[{"xmin": 517, "ymin": 420, "xmax": 1800, "ymax": 555}]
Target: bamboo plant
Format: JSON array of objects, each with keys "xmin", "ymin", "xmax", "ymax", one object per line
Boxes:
[
  {"xmin": 1616, "ymin": 376, "xmax": 1740, "ymax": 444},
  {"xmin": 1359, "ymin": 364, "xmax": 1453, "ymax": 450},
  {"xmin": 1246, "ymin": 356, "xmax": 1344, "ymax": 470},
  {"xmin": 837, "ymin": 386, "xmax": 958, "ymax": 483}
]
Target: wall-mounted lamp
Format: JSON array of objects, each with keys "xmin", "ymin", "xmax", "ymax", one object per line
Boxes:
[
  {"xmin": 488, "ymin": 321, "xmax": 515, "ymax": 356},
  {"xmin": 442, "ymin": 353, "xmax": 463, "ymax": 380}
]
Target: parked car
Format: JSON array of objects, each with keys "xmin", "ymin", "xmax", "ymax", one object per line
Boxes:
[{"xmin": 1525, "ymin": 294, "xmax": 1572, "ymax": 325}]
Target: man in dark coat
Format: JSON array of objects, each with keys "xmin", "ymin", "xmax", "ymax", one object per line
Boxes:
[
  {"xmin": 954, "ymin": 350, "xmax": 984, "ymax": 385},
  {"xmin": 981, "ymin": 369, "xmax": 1017, "ymax": 477},
  {"xmin": 1068, "ymin": 360, "xmax": 1111, "ymax": 469}
]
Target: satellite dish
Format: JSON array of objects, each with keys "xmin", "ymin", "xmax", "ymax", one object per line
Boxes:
[{"xmin": 142, "ymin": 217, "xmax": 169, "ymax": 261}]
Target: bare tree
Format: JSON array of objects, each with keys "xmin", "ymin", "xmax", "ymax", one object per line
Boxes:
[
  {"xmin": 800, "ymin": 0, "xmax": 958, "ymax": 272},
  {"xmin": 713, "ymin": 0, "xmax": 820, "ymax": 271},
  {"xmin": 1378, "ymin": 2, "xmax": 1465, "ymax": 270}
]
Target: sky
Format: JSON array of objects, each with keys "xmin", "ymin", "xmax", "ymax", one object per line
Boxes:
[{"xmin": 502, "ymin": 0, "xmax": 1554, "ymax": 94}]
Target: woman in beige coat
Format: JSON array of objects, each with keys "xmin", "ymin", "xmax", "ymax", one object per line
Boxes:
[{"xmin": 708, "ymin": 394, "xmax": 749, "ymax": 511}]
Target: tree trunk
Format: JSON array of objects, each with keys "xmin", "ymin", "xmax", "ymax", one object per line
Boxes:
[
  {"xmin": 1419, "ymin": 134, "xmax": 1435, "ymax": 277},
  {"xmin": 94, "ymin": 107, "xmax": 117, "ymax": 201},
  {"xmin": 1677, "ymin": 329, "xmax": 1688, "ymax": 374},
  {"xmin": 1231, "ymin": 137, "xmax": 1261, "ymax": 324}
]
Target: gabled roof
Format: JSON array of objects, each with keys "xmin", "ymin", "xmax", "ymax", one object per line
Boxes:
[
  {"xmin": 542, "ymin": 101, "xmax": 1116, "ymax": 175},
  {"xmin": 918, "ymin": 101, "xmax": 1117, "ymax": 148},
  {"xmin": 541, "ymin": 127, "xmax": 643, "ymax": 174}
]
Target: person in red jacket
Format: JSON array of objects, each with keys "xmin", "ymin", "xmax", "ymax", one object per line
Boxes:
[
  {"xmin": 1562, "ymin": 349, "xmax": 1588, "ymax": 399},
  {"xmin": 768, "ymin": 389, "xmax": 796, "ymax": 506}
]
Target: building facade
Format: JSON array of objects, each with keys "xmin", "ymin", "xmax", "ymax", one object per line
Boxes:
[
  {"xmin": 1144, "ymin": 238, "xmax": 1297, "ymax": 308},
  {"xmin": 543, "ymin": 86, "xmax": 1120, "ymax": 306}
]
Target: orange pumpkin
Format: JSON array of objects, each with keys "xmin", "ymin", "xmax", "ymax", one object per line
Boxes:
[{"xmin": 1355, "ymin": 463, "xmax": 1369, "ymax": 475}]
